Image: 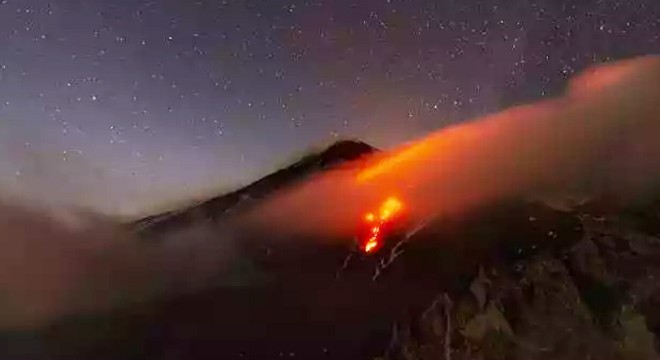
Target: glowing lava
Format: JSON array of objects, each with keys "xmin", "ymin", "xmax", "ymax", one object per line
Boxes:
[{"xmin": 360, "ymin": 196, "xmax": 404, "ymax": 254}]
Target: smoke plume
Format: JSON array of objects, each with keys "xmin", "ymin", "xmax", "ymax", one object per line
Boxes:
[{"xmin": 248, "ymin": 55, "xmax": 660, "ymax": 237}]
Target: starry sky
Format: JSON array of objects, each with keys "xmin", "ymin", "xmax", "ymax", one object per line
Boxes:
[{"xmin": 0, "ymin": 0, "xmax": 659, "ymax": 217}]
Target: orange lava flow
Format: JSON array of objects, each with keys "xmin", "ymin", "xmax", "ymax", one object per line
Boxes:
[{"xmin": 360, "ymin": 196, "xmax": 404, "ymax": 254}]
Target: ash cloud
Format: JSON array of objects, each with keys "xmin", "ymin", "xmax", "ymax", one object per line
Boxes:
[{"xmin": 247, "ymin": 55, "xmax": 660, "ymax": 237}]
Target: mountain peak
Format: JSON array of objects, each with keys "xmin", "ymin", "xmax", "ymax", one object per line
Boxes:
[
  {"xmin": 317, "ymin": 139, "xmax": 376, "ymax": 161},
  {"xmin": 288, "ymin": 139, "xmax": 377, "ymax": 170}
]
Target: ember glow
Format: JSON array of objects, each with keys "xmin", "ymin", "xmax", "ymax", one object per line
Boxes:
[{"xmin": 360, "ymin": 196, "xmax": 404, "ymax": 254}]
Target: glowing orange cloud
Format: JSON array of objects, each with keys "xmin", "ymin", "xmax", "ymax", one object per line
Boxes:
[
  {"xmin": 357, "ymin": 142, "xmax": 433, "ymax": 182},
  {"xmin": 244, "ymin": 55, "xmax": 660, "ymax": 243}
]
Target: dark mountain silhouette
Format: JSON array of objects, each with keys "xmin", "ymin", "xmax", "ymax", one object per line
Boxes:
[
  {"xmin": 4, "ymin": 140, "xmax": 660, "ymax": 360},
  {"xmin": 133, "ymin": 139, "xmax": 376, "ymax": 236}
]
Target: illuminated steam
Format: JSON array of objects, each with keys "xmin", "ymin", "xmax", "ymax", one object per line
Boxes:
[{"xmin": 248, "ymin": 55, "xmax": 660, "ymax": 237}]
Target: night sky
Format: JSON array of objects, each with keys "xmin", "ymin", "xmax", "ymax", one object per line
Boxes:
[{"xmin": 0, "ymin": 0, "xmax": 659, "ymax": 217}]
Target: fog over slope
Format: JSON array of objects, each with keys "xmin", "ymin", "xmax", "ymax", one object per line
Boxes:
[{"xmin": 0, "ymin": 201, "xmax": 241, "ymax": 329}]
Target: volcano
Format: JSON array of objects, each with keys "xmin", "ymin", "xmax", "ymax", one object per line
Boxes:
[
  {"xmin": 133, "ymin": 139, "xmax": 377, "ymax": 237},
  {"xmin": 4, "ymin": 140, "xmax": 660, "ymax": 360}
]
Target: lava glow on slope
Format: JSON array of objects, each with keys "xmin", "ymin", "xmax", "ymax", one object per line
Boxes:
[{"xmin": 359, "ymin": 196, "xmax": 404, "ymax": 254}]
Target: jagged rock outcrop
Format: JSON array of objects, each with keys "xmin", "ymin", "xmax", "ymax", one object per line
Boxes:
[{"xmin": 382, "ymin": 209, "xmax": 660, "ymax": 360}]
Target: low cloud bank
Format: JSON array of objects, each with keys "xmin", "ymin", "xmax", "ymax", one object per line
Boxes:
[{"xmin": 0, "ymin": 201, "xmax": 243, "ymax": 330}]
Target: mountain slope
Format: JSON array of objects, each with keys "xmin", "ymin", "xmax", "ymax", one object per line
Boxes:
[{"xmin": 133, "ymin": 139, "xmax": 376, "ymax": 236}]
